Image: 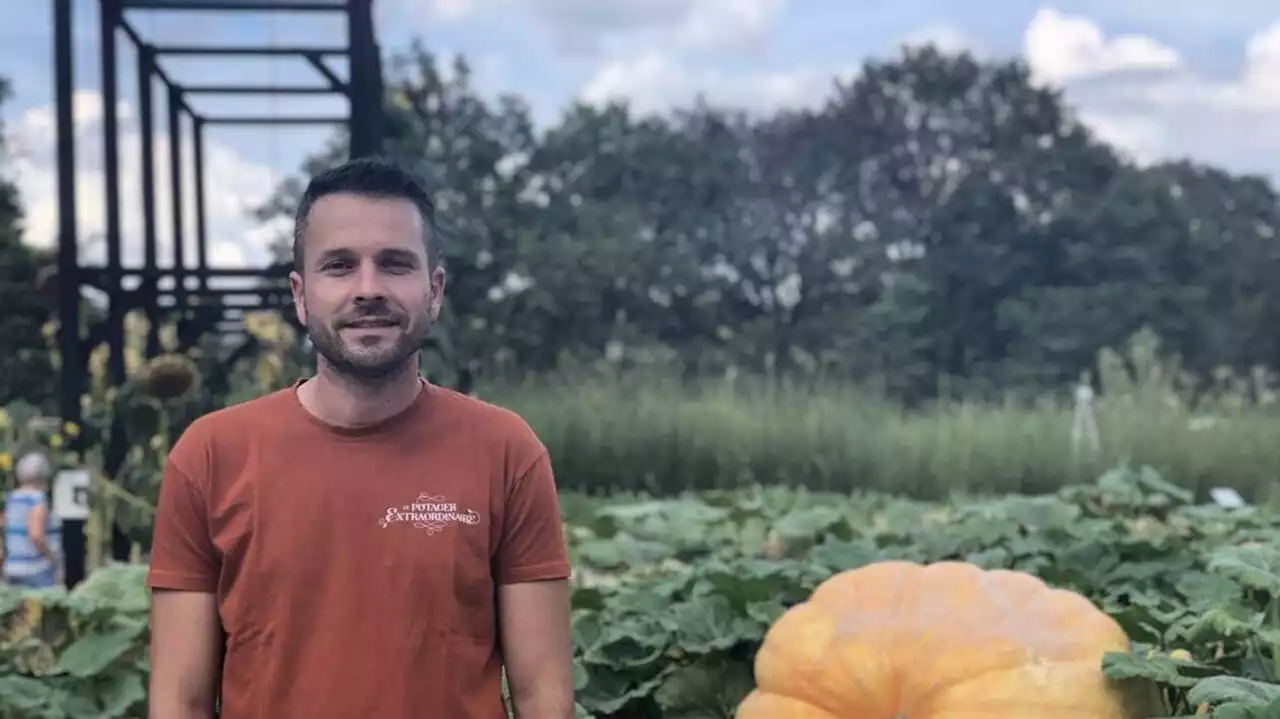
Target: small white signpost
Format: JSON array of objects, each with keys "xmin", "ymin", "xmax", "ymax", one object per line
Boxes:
[
  {"xmin": 51, "ymin": 468, "xmax": 91, "ymax": 521},
  {"xmin": 1210, "ymin": 487, "xmax": 1247, "ymax": 509}
]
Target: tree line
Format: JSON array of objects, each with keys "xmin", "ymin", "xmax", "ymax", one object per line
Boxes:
[
  {"xmin": 6, "ymin": 42, "xmax": 1280, "ymax": 408},
  {"xmin": 257, "ymin": 42, "xmax": 1280, "ymax": 403}
]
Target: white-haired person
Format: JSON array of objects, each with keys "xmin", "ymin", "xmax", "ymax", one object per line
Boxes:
[{"xmin": 3, "ymin": 452, "xmax": 63, "ymax": 588}]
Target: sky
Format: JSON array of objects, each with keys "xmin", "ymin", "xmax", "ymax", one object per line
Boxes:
[{"xmin": 2, "ymin": 0, "xmax": 1280, "ymax": 273}]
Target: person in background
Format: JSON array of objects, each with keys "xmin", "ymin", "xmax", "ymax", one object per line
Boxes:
[{"xmin": 4, "ymin": 452, "xmax": 63, "ymax": 588}]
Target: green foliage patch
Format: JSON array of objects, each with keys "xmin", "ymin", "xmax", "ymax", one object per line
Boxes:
[
  {"xmin": 0, "ymin": 565, "xmax": 148, "ymax": 719},
  {"xmin": 6, "ymin": 465, "xmax": 1280, "ymax": 717},
  {"xmin": 562, "ymin": 464, "xmax": 1280, "ymax": 717}
]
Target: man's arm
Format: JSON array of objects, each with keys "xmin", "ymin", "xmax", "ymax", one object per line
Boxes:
[
  {"xmin": 499, "ymin": 579, "xmax": 574, "ymax": 718},
  {"xmin": 495, "ymin": 449, "xmax": 575, "ymax": 719},
  {"xmin": 146, "ymin": 456, "xmax": 224, "ymax": 719},
  {"xmin": 150, "ymin": 590, "xmax": 223, "ymax": 719}
]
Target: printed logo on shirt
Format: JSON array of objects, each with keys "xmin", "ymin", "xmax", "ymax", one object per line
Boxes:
[{"xmin": 378, "ymin": 493, "xmax": 482, "ymax": 535}]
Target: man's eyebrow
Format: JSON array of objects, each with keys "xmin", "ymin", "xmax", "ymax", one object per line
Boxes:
[
  {"xmin": 379, "ymin": 247, "xmax": 421, "ymax": 262},
  {"xmin": 313, "ymin": 246, "xmax": 422, "ymax": 267},
  {"xmin": 313, "ymin": 247, "xmax": 355, "ymax": 265}
]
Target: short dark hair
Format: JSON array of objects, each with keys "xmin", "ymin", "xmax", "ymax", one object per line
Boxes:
[{"xmin": 292, "ymin": 156, "xmax": 441, "ymax": 272}]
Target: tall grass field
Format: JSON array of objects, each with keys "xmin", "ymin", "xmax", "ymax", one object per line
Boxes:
[{"xmin": 477, "ymin": 336, "xmax": 1280, "ymax": 504}]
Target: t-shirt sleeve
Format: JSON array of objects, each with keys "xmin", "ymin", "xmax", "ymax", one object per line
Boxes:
[
  {"xmin": 494, "ymin": 450, "xmax": 572, "ymax": 585},
  {"xmin": 146, "ymin": 457, "xmax": 221, "ymax": 593}
]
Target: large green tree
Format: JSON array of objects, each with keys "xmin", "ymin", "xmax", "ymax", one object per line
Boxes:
[
  {"xmin": 0, "ymin": 76, "xmax": 56, "ymax": 408},
  {"xmin": 254, "ymin": 40, "xmax": 1280, "ymax": 403}
]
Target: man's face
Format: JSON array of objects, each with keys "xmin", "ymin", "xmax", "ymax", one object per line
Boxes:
[{"xmin": 288, "ymin": 193, "xmax": 445, "ymax": 381}]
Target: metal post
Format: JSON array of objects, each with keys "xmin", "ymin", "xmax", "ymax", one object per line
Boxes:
[
  {"xmin": 54, "ymin": 0, "xmax": 86, "ymax": 589},
  {"xmin": 139, "ymin": 47, "xmax": 161, "ymax": 357},
  {"xmin": 101, "ymin": 0, "xmax": 134, "ymax": 566},
  {"xmin": 194, "ymin": 117, "xmax": 208, "ymax": 291},
  {"xmin": 167, "ymin": 85, "xmax": 186, "ymax": 326},
  {"xmin": 101, "ymin": 0, "xmax": 125, "ymax": 381},
  {"xmin": 347, "ymin": 0, "xmax": 382, "ymax": 158}
]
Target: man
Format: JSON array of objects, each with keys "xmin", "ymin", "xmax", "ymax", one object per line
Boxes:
[{"xmin": 147, "ymin": 157, "xmax": 575, "ymax": 718}]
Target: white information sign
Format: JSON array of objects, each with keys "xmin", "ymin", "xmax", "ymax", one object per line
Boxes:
[{"xmin": 51, "ymin": 468, "xmax": 91, "ymax": 521}]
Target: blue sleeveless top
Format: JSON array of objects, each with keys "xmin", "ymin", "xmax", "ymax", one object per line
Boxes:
[{"xmin": 4, "ymin": 488, "xmax": 62, "ymax": 578}]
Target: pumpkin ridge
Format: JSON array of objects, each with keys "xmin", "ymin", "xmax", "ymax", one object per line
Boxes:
[
  {"xmin": 915, "ymin": 656, "xmax": 1132, "ymax": 714},
  {"xmin": 893, "ymin": 646, "xmax": 1033, "ymax": 716}
]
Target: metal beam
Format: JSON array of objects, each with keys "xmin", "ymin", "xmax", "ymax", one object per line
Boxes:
[
  {"xmin": 203, "ymin": 115, "xmax": 347, "ymax": 125},
  {"xmin": 123, "ymin": 0, "xmax": 347, "ymax": 10},
  {"xmin": 304, "ymin": 52, "xmax": 345, "ymax": 90},
  {"xmin": 152, "ymin": 44, "xmax": 348, "ymax": 56},
  {"xmin": 194, "ymin": 287, "xmax": 292, "ymax": 298},
  {"xmin": 183, "ymin": 84, "xmax": 338, "ymax": 94},
  {"xmin": 81, "ymin": 266, "xmax": 291, "ymax": 282}
]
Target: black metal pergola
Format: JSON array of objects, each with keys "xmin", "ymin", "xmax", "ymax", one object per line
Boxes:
[{"xmin": 51, "ymin": 0, "xmax": 385, "ymax": 586}]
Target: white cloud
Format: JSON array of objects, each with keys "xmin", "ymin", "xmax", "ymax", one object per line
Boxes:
[
  {"xmin": 385, "ymin": 0, "xmax": 481, "ymax": 23},
  {"xmin": 1023, "ymin": 7, "xmax": 1280, "ymax": 175},
  {"xmin": 423, "ymin": 0, "xmax": 479, "ymax": 21},
  {"xmin": 575, "ymin": 15, "xmax": 987, "ymax": 117},
  {"xmin": 574, "ymin": 19, "xmax": 976, "ymax": 117},
  {"xmin": 674, "ymin": 0, "xmax": 786, "ymax": 54},
  {"xmin": 1024, "ymin": 7, "xmax": 1181, "ymax": 85},
  {"xmin": 5, "ymin": 91, "xmax": 284, "ymax": 277},
  {"xmin": 1072, "ymin": 111, "xmax": 1169, "ymax": 164},
  {"xmin": 1240, "ymin": 23, "xmax": 1280, "ymax": 101},
  {"xmin": 568, "ymin": 0, "xmax": 826, "ymax": 115},
  {"xmin": 395, "ymin": 0, "xmax": 786, "ymax": 57},
  {"xmin": 580, "ymin": 51, "xmax": 848, "ymax": 116}
]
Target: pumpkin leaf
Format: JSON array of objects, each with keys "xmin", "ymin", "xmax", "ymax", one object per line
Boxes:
[
  {"xmin": 1187, "ymin": 676, "xmax": 1280, "ymax": 707},
  {"xmin": 1103, "ymin": 651, "xmax": 1201, "ymax": 688},
  {"xmin": 666, "ymin": 595, "xmax": 756, "ymax": 654},
  {"xmin": 1208, "ymin": 546, "xmax": 1280, "ymax": 594},
  {"xmin": 654, "ymin": 656, "xmax": 755, "ymax": 718}
]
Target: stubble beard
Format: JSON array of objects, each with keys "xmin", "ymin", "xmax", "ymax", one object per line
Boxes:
[{"xmin": 307, "ymin": 311, "xmax": 434, "ymax": 383}]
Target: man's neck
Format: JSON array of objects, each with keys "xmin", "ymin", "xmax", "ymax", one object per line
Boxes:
[{"xmin": 298, "ymin": 360, "xmax": 424, "ymax": 429}]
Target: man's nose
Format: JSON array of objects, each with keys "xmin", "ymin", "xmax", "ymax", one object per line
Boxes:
[{"xmin": 352, "ymin": 264, "xmax": 386, "ymax": 299}]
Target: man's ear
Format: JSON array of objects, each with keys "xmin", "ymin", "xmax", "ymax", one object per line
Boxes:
[
  {"xmin": 289, "ymin": 270, "xmax": 307, "ymax": 326},
  {"xmin": 427, "ymin": 266, "xmax": 446, "ymax": 320}
]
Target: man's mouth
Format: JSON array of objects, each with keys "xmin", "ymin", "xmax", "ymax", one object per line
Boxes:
[{"xmin": 344, "ymin": 318, "xmax": 399, "ymax": 329}]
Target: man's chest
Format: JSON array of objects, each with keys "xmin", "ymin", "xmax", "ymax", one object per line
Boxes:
[{"xmin": 207, "ymin": 448, "xmax": 501, "ymax": 598}]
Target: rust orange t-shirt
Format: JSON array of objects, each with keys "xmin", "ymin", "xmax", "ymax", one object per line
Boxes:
[{"xmin": 146, "ymin": 378, "xmax": 572, "ymax": 718}]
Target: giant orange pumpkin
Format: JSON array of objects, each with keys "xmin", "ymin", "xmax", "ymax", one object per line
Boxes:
[{"xmin": 736, "ymin": 560, "xmax": 1162, "ymax": 718}]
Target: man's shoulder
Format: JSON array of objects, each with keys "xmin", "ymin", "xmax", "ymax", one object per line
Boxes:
[
  {"xmin": 427, "ymin": 385, "xmax": 546, "ymax": 461},
  {"xmin": 167, "ymin": 387, "xmax": 297, "ymax": 473},
  {"xmin": 430, "ymin": 385, "xmax": 538, "ymax": 434},
  {"xmin": 186, "ymin": 386, "xmax": 295, "ymax": 436}
]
